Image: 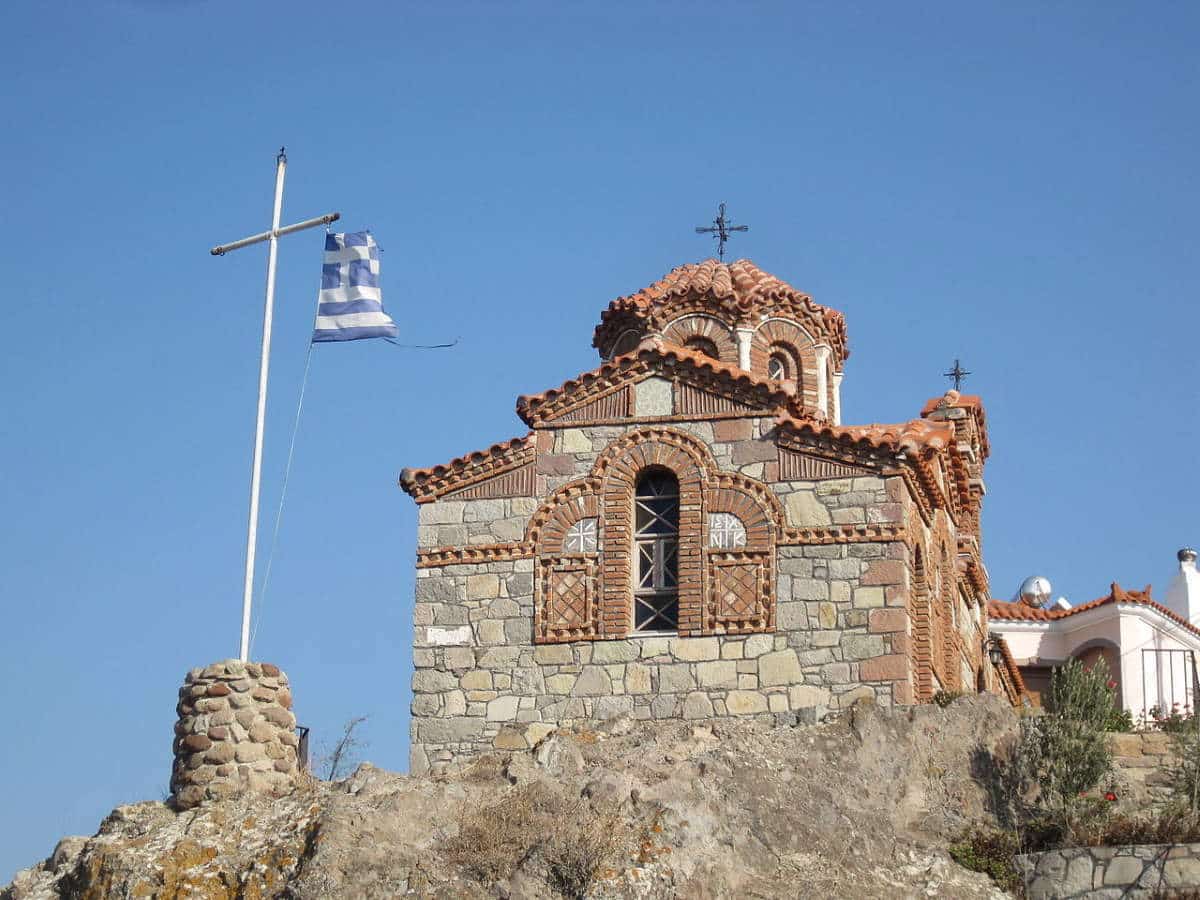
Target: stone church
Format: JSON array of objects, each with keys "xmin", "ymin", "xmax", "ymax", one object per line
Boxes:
[{"xmin": 400, "ymin": 258, "xmax": 1016, "ymax": 774}]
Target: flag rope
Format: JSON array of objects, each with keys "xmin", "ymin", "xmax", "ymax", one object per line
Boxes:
[{"xmin": 248, "ymin": 339, "xmax": 315, "ymax": 658}]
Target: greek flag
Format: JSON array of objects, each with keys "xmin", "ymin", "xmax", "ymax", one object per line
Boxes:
[{"xmin": 312, "ymin": 232, "xmax": 398, "ymax": 342}]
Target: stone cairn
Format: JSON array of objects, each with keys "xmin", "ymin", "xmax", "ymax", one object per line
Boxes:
[{"xmin": 170, "ymin": 659, "xmax": 299, "ymax": 810}]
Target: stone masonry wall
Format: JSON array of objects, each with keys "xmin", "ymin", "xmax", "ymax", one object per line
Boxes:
[
  {"xmin": 170, "ymin": 660, "xmax": 299, "ymax": 810},
  {"xmin": 409, "ymin": 418, "xmax": 919, "ymax": 773},
  {"xmin": 1016, "ymin": 843, "xmax": 1200, "ymax": 899},
  {"xmin": 1109, "ymin": 732, "xmax": 1178, "ymax": 808}
]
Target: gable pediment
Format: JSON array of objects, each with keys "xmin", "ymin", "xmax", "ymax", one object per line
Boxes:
[
  {"xmin": 517, "ymin": 342, "xmax": 792, "ymax": 427},
  {"xmin": 778, "ymin": 448, "xmax": 874, "ymax": 480}
]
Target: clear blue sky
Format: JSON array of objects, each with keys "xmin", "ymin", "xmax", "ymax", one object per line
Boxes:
[{"xmin": 2, "ymin": 0, "xmax": 1197, "ymax": 880}]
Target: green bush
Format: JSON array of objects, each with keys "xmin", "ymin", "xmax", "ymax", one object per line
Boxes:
[
  {"xmin": 1145, "ymin": 703, "xmax": 1196, "ymax": 733},
  {"xmin": 1105, "ymin": 705, "xmax": 1135, "ymax": 733},
  {"xmin": 948, "ymin": 829, "xmax": 1024, "ymax": 895},
  {"xmin": 1030, "ymin": 658, "xmax": 1115, "ymax": 805},
  {"xmin": 933, "ymin": 689, "xmax": 963, "ymax": 708},
  {"xmin": 993, "ymin": 657, "xmax": 1118, "ymax": 843},
  {"xmin": 1167, "ymin": 727, "xmax": 1200, "ymax": 815}
]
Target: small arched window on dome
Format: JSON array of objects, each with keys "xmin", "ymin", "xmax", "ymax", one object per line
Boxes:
[
  {"xmin": 610, "ymin": 330, "xmax": 640, "ymax": 358},
  {"xmin": 767, "ymin": 345, "xmax": 797, "ymax": 382},
  {"xmin": 684, "ymin": 336, "xmax": 721, "ymax": 360}
]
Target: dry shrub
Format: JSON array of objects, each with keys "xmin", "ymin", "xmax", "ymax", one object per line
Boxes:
[
  {"xmin": 459, "ymin": 753, "xmax": 508, "ymax": 783},
  {"xmin": 1072, "ymin": 809, "xmax": 1200, "ymax": 847},
  {"xmin": 443, "ymin": 781, "xmax": 629, "ymax": 896},
  {"xmin": 543, "ymin": 804, "xmax": 627, "ymax": 899}
]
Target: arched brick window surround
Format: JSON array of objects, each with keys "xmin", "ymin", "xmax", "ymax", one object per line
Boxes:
[
  {"xmin": 662, "ymin": 315, "xmax": 739, "ymax": 366},
  {"xmin": 597, "ymin": 430, "xmax": 709, "ymax": 636},
  {"xmin": 751, "ymin": 319, "xmax": 818, "ymax": 409},
  {"xmin": 528, "ymin": 427, "xmax": 782, "ymax": 642}
]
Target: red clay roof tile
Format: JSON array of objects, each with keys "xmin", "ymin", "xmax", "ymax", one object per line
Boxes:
[
  {"xmin": 516, "ymin": 338, "xmax": 800, "ymax": 426},
  {"xmin": 987, "ymin": 583, "xmax": 1200, "ymax": 638},
  {"xmin": 594, "ymin": 259, "xmax": 849, "ymax": 364},
  {"xmin": 774, "ymin": 413, "xmax": 955, "ymax": 455}
]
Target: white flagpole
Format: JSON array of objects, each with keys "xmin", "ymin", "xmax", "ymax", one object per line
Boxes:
[
  {"xmin": 210, "ymin": 147, "xmax": 339, "ymax": 662},
  {"xmin": 238, "ymin": 151, "xmax": 287, "ymax": 663}
]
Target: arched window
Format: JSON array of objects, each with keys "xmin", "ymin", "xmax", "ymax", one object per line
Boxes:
[
  {"xmin": 684, "ymin": 336, "xmax": 720, "ymax": 360},
  {"xmin": 610, "ymin": 331, "xmax": 640, "ymax": 358},
  {"xmin": 768, "ymin": 353, "xmax": 788, "ymax": 380},
  {"xmin": 633, "ymin": 468, "xmax": 679, "ymax": 632},
  {"xmin": 767, "ymin": 344, "xmax": 797, "ymax": 381}
]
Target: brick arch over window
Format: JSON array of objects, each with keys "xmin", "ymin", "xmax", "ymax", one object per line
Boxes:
[
  {"xmin": 596, "ymin": 429, "xmax": 711, "ymax": 637},
  {"xmin": 526, "ymin": 479, "xmax": 601, "ymax": 555},
  {"xmin": 704, "ymin": 474, "xmax": 781, "ymax": 633},
  {"xmin": 530, "ymin": 428, "xmax": 783, "ymax": 643},
  {"xmin": 706, "ymin": 474, "xmax": 783, "ymax": 550},
  {"xmin": 662, "ymin": 315, "xmax": 739, "ymax": 366},
  {"xmin": 750, "ymin": 319, "xmax": 819, "ymax": 407},
  {"xmin": 529, "ymin": 479, "xmax": 603, "ymax": 644}
]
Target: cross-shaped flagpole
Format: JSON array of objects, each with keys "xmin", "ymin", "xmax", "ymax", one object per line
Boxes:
[{"xmin": 210, "ymin": 147, "xmax": 340, "ymax": 662}]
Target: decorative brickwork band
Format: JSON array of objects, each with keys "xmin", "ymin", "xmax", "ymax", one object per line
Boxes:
[
  {"xmin": 910, "ymin": 546, "xmax": 934, "ymax": 701},
  {"xmin": 444, "ymin": 462, "xmax": 535, "ymax": 500},
  {"xmin": 554, "ymin": 388, "xmax": 631, "ymax": 424},
  {"xmin": 778, "ymin": 523, "xmax": 904, "ymax": 545},
  {"xmin": 779, "ymin": 449, "xmax": 871, "ymax": 480},
  {"xmin": 416, "ymin": 542, "xmax": 534, "ymax": 569},
  {"xmin": 675, "ymin": 382, "xmax": 760, "ymax": 417}
]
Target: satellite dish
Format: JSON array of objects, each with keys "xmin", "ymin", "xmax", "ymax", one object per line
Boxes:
[{"xmin": 1017, "ymin": 576, "xmax": 1053, "ymax": 609}]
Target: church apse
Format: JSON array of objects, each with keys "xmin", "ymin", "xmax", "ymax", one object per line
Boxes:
[{"xmin": 400, "ymin": 259, "xmax": 1000, "ymax": 774}]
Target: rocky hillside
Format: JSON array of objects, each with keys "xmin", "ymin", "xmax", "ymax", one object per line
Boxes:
[{"xmin": 4, "ymin": 695, "xmax": 1020, "ymax": 899}]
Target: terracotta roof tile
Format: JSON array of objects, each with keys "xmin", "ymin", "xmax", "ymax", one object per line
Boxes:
[
  {"xmin": 995, "ymin": 636, "xmax": 1027, "ymax": 699},
  {"xmin": 516, "ymin": 338, "xmax": 800, "ymax": 426},
  {"xmin": 399, "ymin": 434, "xmax": 535, "ymax": 501},
  {"xmin": 775, "ymin": 413, "xmax": 955, "ymax": 455},
  {"xmin": 921, "ymin": 390, "xmax": 990, "ymax": 460},
  {"xmin": 988, "ymin": 583, "xmax": 1200, "ymax": 638},
  {"xmin": 594, "ymin": 259, "xmax": 849, "ymax": 363},
  {"xmin": 920, "ymin": 391, "xmax": 984, "ymax": 417}
]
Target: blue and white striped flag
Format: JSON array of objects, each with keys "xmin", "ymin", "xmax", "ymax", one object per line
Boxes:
[{"xmin": 312, "ymin": 231, "xmax": 398, "ymax": 343}]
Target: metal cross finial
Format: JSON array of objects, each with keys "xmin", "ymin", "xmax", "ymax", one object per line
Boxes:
[
  {"xmin": 695, "ymin": 202, "xmax": 749, "ymax": 261},
  {"xmin": 944, "ymin": 358, "xmax": 971, "ymax": 391}
]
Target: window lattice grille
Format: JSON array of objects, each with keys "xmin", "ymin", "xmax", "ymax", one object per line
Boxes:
[{"xmin": 634, "ymin": 470, "xmax": 680, "ymax": 632}]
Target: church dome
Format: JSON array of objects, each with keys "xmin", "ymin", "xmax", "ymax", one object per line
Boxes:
[
  {"xmin": 593, "ymin": 259, "xmax": 848, "ymax": 367},
  {"xmin": 593, "ymin": 259, "xmax": 848, "ymax": 421}
]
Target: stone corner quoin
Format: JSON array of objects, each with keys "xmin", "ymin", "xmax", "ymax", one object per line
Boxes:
[{"xmin": 399, "ymin": 258, "xmax": 1002, "ymax": 774}]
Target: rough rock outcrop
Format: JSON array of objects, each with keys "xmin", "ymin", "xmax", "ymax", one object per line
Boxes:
[{"xmin": 5, "ymin": 695, "xmax": 1019, "ymax": 899}]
